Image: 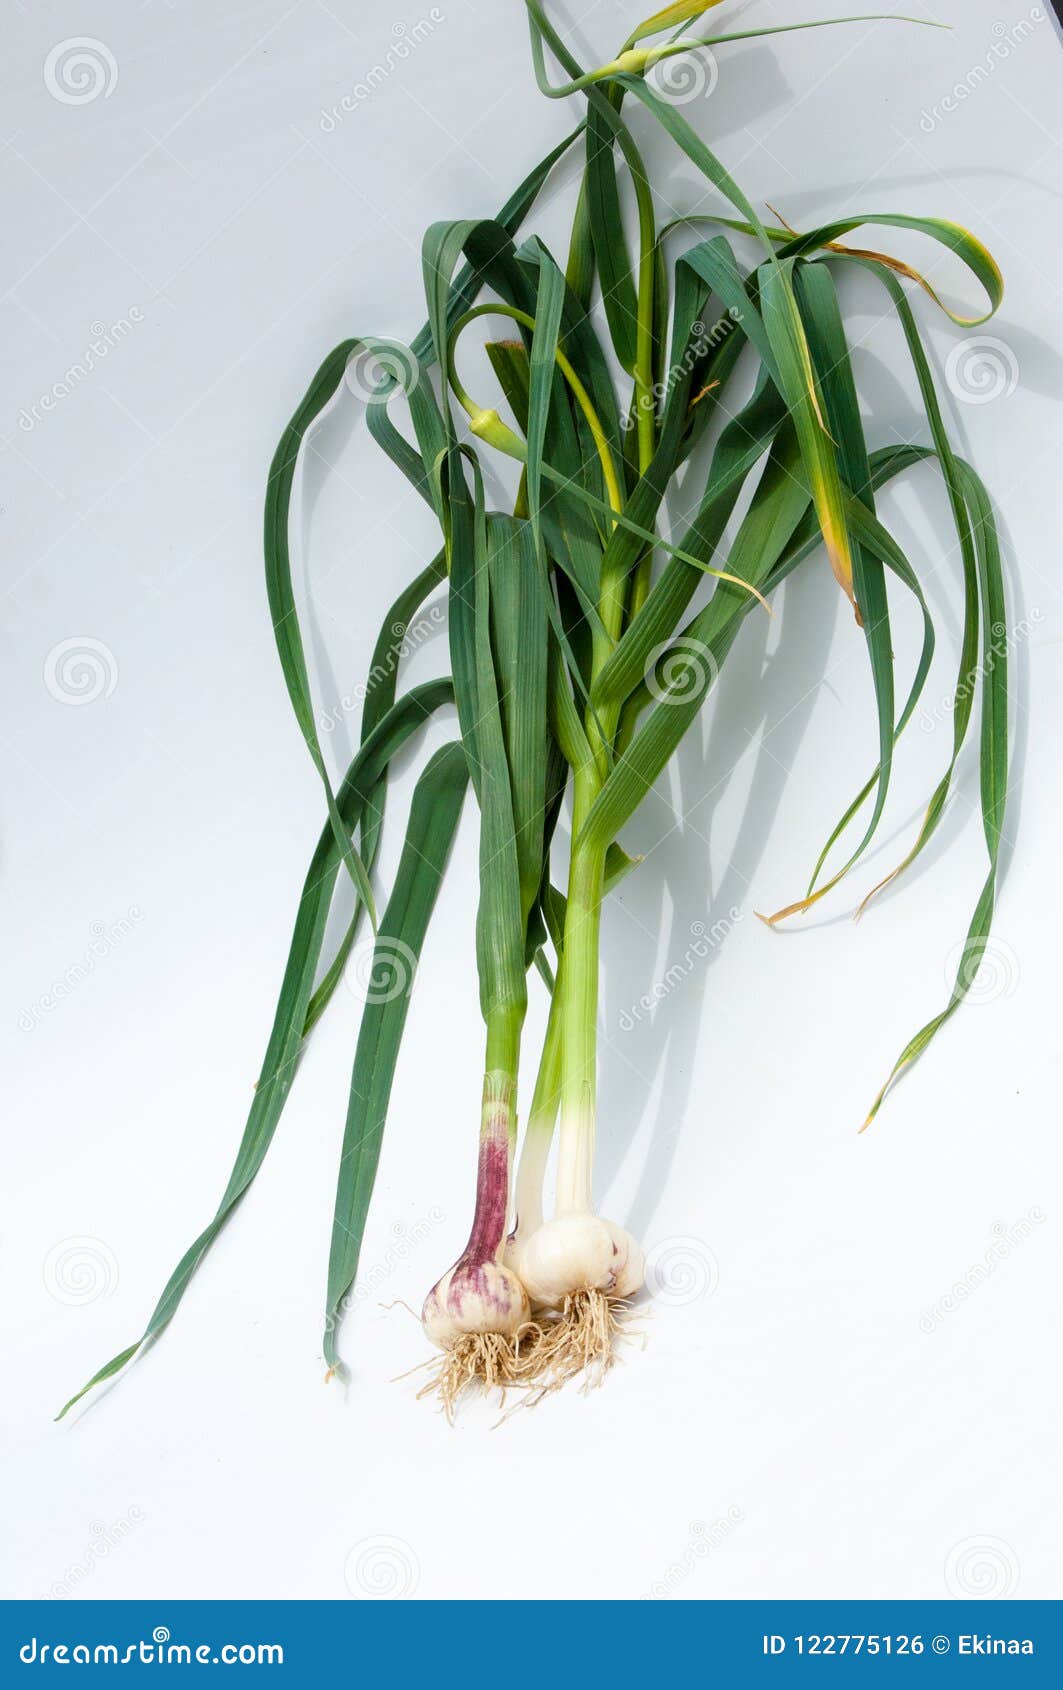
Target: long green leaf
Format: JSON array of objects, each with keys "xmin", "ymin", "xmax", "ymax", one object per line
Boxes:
[
  {"xmin": 324, "ymin": 742, "xmax": 469, "ymax": 1371},
  {"xmin": 58, "ymin": 681, "xmax": 453, "ymax": 1418}
]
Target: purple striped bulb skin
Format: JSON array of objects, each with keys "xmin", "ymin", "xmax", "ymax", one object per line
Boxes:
[{"xmin": 422, "ymin": 1259, "xmax": 530, "ymax": 1350}]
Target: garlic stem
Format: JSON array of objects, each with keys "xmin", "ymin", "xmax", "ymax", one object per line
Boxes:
[
  {"xmin": 556, "ymin": 773, "xmax": 605, "ymax": 1217},
  {"xmin": 511, "ymin": 983, "xmax": 563, "ymax": 1239},
  {"xmin": 464, "ymin": 1066, "xmax": 518, "ymax": 1262},
  {"xmin": 422, "ymin": 1008, "xmax": 529, "ymax": 1348},
  {"xmin": 461, "ymin": 1006, "xmax": 523, "ymax": 1264}
]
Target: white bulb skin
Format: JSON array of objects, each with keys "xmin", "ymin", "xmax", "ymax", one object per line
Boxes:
[
  {"xmin": 502, "ymin": 1232, "xmax": 548, "ymax": 1310},
  {"xmin": 514, "ymin": 1214, "xmax": 644, "ymax": 1306},
  {"xmin": 421, "ymin": 1259, "xmax": 530, "ymax": 1351},
  {"xmin": 602, "ymin": 1219, "xmax": 644, "ymax": 1298}
]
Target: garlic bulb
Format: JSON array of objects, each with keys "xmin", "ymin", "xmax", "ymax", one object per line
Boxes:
[
  {"xmin": 510, "ymin": 1213, "xmax": 644, "ymax": 1307},
  {"xmin": 421, "ymin": 1259, "xmax": 530, "ymax": 1350}
]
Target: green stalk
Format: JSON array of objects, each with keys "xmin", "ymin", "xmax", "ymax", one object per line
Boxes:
[
  {"xmin": 556, "ymin": 853, "xmax": 605, "ymax": 1211},
  {"xmin": 484, "ymin": 1004, "xmax": 524, "ymax": 1080},
  {"xmin": 555, "ymin": 756, "xmax": 609, "ymax": 1217},
  {"xmin": 557, "ymin": 89, "xmax": 658, "ymax": 1206},
  {"xmin": 522, "ymin": 81, "xmax": 656, "ymax": 1216}
]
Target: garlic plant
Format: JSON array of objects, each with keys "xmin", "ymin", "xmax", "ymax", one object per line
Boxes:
[{"xmin": 61, "ymin": 1, "xmax": 1011, "ymax": 1420}]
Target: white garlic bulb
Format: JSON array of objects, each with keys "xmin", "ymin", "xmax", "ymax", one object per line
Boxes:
[{"xmin": 510, "ymin": 1214, "xmax": 644, "ymax": 1306}]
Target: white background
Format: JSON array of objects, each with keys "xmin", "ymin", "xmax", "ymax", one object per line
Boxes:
[{"xmin": 3, "ymin": 0, "xmax": 1061, "ymax": 1603}]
